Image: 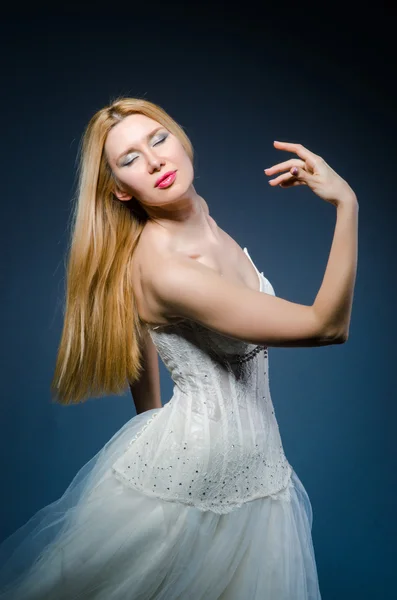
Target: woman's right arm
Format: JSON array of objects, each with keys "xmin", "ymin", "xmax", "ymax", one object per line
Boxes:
[
  {"xmin": 144, "ymin": 142, "xmax": 358, "ymax": 349},
  {"xmin": 142, "ymin": 197, "xmax": 357, "ymax": 349}
]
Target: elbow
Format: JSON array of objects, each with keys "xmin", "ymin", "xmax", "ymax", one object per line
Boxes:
[
  {"xmin": 320, "ymin": 324, "xmax": 349, "ymax": 345},
  {"xmin": 332, "ymin": 328, "xmax": 349, "ymax": 344},
  {"xmin": 334, "ymin": 333, "xmax": 348, "ymax": 344},
  {"xmin": 315, "ymin": 311, "xmax": 349, "ymax": 346}
]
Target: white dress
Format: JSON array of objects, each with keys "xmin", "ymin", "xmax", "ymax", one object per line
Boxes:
[{"xmin": 0, "ymin": 248, "xmax": 322, "ymax": 599}]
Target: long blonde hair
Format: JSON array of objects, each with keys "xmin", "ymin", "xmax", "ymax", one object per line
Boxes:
[{"xmin": 51, "ymin": 97, "xmax": 194, "ymax": 405}]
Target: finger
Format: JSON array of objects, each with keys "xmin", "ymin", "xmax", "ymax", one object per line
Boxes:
[
  {"xmin": 273, "ymin": 141, "xmax": 319, "ymax": 169},
  {"xmin": 268, "ymin": 168, "xmax": 307, "ymax": 186},
  {"xmin": 264, "ymin": 158, "xmax": 305, "ymax": 175},
  {"xmin": 279, "ymin": 180, "xmax": 303, "ymax": 188}
]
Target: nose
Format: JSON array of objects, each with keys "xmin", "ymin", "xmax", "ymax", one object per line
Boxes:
[{"xmin": 147, "ymin": 148, "xmax": 165, "ymax": 172}]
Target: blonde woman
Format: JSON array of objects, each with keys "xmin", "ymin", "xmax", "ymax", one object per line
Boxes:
[{"xmin": 0, "ymin": 97, "xmax": 358, "ymax": 599}]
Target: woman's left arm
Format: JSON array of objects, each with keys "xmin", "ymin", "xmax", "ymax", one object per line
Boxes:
[{"xmin": 129, "ymin": 327, "xmax": 162, "ymax": 415}]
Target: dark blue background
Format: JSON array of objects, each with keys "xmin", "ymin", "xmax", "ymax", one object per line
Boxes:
[{"xmin": 0, "ymin": 5, "xmax": 395, "ymax": 598}]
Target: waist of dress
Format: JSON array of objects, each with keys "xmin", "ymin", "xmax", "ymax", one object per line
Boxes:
[{"xmin": 111, "ymin": 409, "xmax": 293, "ymax": 514}]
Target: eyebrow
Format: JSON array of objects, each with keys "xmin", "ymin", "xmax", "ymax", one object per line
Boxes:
[{"xmin": 116, "ymin": 126, "xmax": 164, "ymax": 165}]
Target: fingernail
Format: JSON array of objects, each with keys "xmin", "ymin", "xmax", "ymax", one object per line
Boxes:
[{"xmin": 292, "ymin": 167, "xmax": 298, "ymax": 176}]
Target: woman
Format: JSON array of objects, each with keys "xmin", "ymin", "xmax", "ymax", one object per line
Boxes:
[{"xmin": 0, "ymin": 97, "xmax": 358, "ymax": 599}]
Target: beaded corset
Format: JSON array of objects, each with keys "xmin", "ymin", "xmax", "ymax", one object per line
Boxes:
[{"xmin": 112, "ymin": 248, "xmax": 293, "ymax": 514}]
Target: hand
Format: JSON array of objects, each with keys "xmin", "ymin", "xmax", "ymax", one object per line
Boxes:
[{"xmin": 264, "ymin": 141, "xmax": 357, "ymax": 208}]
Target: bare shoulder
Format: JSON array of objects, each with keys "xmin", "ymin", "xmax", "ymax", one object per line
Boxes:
[
  {"xmin": 133, "ymin": 216, "xmax": 235, "ymax": 328},
  {"xmin": 133, "ymin": 220, "xmax": 342, "ymax": 347},
  {"xmin": 132, "ymin": 223, "xmax": 183, "ymax": 328},
  {"xmin": 134, "ymin": 217, "xmax": 246, "ymax": 330}
]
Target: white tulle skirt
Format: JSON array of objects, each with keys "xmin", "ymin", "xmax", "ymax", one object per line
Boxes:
[{"xmin": 0, "ymin": 408, "xmax": 322, "ymax": 599}]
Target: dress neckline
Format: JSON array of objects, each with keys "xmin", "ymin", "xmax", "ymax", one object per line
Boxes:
[{"xmin": 243, "ymin": 247, "xmax": 263, "ymax": 293}]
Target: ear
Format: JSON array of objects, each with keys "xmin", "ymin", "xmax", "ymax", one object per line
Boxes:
[{"xmin": 113, "ymin": 185, "xmax": 133, "ymax": 202}]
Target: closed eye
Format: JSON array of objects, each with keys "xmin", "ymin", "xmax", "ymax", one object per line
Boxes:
[
  {"xmin": 154, "ymin": 134, "xmax": 168, "ymax": 146},
  {"xmin": 123, "ymin": 134, "xmax": 169, "ymax": 167}
]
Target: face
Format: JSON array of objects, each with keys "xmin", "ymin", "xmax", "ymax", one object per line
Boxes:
[{"xmin": 104, "ymin": 113, "xmax": 194, "ymax": 208}]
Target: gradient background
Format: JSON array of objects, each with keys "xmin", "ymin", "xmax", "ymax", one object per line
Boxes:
[{"xmin": 0, "ymin": 4, "xmax": 395, "ymax": 599}]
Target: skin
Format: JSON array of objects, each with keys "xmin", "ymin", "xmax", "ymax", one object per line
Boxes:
[
  {"xmin": 105, "ymin": 113, "xmax": 222, "ymax": 413},
  {"xmin": 104, "ymin": 115, "xmax": 358, "ymax": 414},
  {"xmin": 104, "ymin": 114, "xmax": 356, "ymax": 244},
  {"xmin": 104, "ymin": 113, "xmax": 217, "ymax": 247}
]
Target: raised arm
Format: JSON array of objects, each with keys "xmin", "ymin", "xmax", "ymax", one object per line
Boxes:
[
  {"xmin": 265, "ymin": 140, "xmax": 358, "ymax": 342},
  {"xmin": 143, "ymin": 141, "xmax": 358, "ymax": 349}
]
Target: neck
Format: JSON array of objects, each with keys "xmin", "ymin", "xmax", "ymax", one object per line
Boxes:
[{"xmin": 145, "ymin": 190, "xmax": 217, "ymax": 247}]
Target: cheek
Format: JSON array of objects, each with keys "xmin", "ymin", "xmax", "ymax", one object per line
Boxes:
[
  {"xmin": 183, "ymin": 157, "xmax": 194, "ymax": 181},
  {"xmin": 175, "ymin": 148, "xmax": 193, "ymax": 175},
  {"xmin": 119, "ymin": 168, "xmax": 145, "ymax": 194},
  {"xmin": 184, "ymin": 160, "xmax": 194, "ymax": 182}
]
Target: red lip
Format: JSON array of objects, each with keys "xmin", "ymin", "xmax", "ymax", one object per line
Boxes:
[{"xmin": 155, "ymin": 170, "xmax": 176, "ymax": 187}]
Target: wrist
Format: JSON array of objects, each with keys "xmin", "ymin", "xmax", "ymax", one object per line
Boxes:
[{"xmin": 336, "ymin": 192, "xmax": 358, "ymax": 210}]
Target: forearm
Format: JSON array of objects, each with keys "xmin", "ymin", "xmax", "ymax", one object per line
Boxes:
[{"xmin": 313, "ymin": 198, "xmax": 359, "ymax": 339}]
